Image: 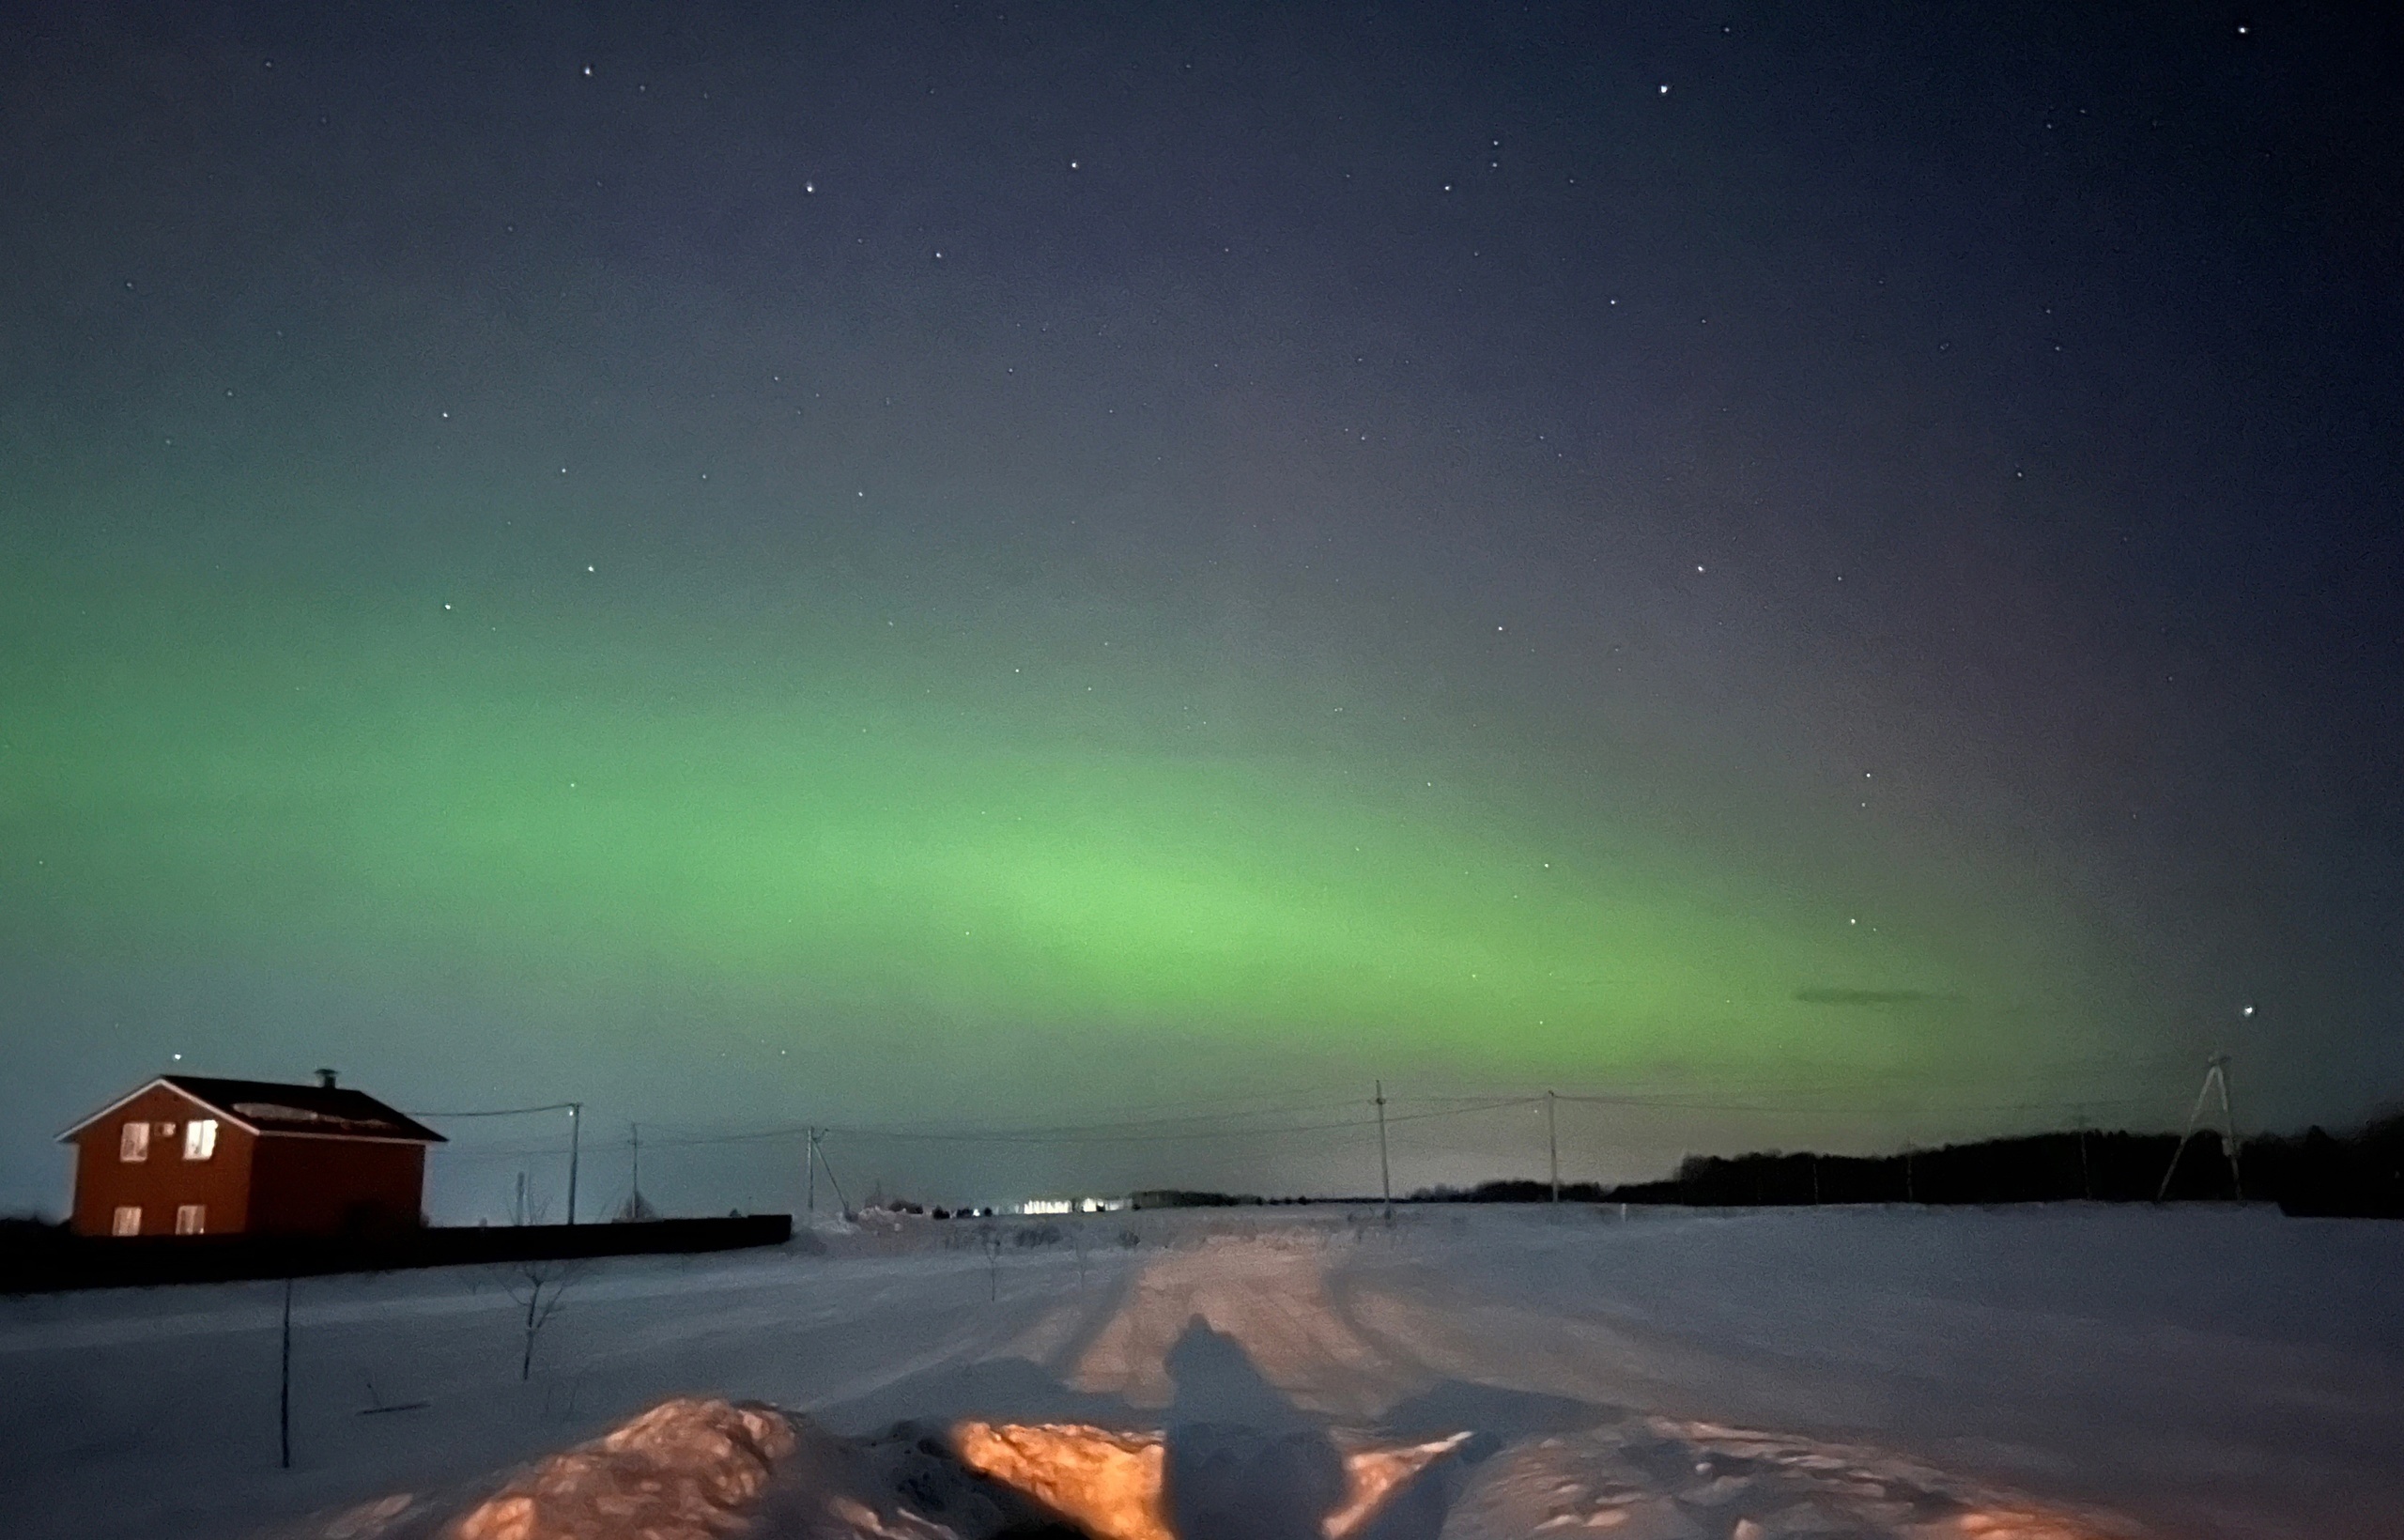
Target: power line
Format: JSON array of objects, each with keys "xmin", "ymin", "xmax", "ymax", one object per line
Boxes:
[
  {"xmin": 1550, "ymin": 1090, "xmax": 2181, "ymax": 1116},
  {"xmin": 435, "ymin": 1142, "xmax": 577, "ymax": 1163},
  {"xmin": 634, "ymin": 1090, "xmax": 1375, "ymax": 1147},
  {"xmin": 531, "ymin": 1088, "xmax": 2182, "ymax": 1159},
  {"xmin": 413, "ymin": 1085, "xmax": 2206, "ymax": 1194},
  {"xmin": 825, "ymin": 1098, "xmax": 1538, "ymax": 1146},
  {"xmin": 646, "ymin": 1096, "xmax": 1376, "ymax": 1142},
  {"xmin": 613, "ymin": 1096, "xmax": 1539, "ymax": 1152}
]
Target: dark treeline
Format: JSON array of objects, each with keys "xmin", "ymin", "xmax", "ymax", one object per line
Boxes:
[
  {"xmin": 1410, "ymin": 1179, "xmax": 1617, "ymax": 1204},
  {"xmin": 1620, "ymin": 1131, "xmax": 2225, "ymax": 1208},
  {"xmin": 1410, "ymin": 1116, "xmax": 2403, "ymax": 1216},
  {"xmin": 0, "ymin": 1214, "xmax": 793, "ymax": 1294},
  {"xmin": 1128, "ymin": 1189, "xmax": 1266, "ymax": 1209}
]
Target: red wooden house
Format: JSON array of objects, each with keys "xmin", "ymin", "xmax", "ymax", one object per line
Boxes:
[{"xmin": 56, "ymin": 1072, "xmax": 446, "ymax": 1239}]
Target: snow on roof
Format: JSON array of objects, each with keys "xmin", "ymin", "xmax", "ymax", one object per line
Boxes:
[{"xmin": 55, "ymin": 1075, "xmax": 448, "ymax": 1144}]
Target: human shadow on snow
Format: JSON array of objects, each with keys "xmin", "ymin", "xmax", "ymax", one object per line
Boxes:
[
  {"xmin": 815, "ymin": 1316, "xmax": 1626, "ymax": 1540},
  {"xmin": 1159, "ymin": 1317, "xmax": 1349, "ymax": 1540}
]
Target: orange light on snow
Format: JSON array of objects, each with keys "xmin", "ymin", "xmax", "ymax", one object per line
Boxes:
[{"xmin": 951, "ymin": 1420, "xmax": 1475, "ymax": 1540}]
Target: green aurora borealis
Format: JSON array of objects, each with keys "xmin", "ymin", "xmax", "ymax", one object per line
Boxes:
[
  {"xmin": 3, "ymin": 495, "xmax": 2105, "ymax": 1113},
  {"xmin": 10, "ymin": 0, "xmax": 2394, "ymax": 1209}
]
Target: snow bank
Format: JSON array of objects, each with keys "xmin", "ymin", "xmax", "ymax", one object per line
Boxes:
[{"xmin": 259, "ymin": 1395, "xmax": 2127, "ymax": 1540}]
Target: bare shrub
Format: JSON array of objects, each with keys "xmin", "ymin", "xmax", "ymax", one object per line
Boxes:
[{"xmin": 501, "ymin": 1256, "xmax": 584, "ymax": 1380}]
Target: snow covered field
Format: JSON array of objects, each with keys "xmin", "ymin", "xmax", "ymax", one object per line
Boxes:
[{"xmin": 1, "ymin": 1204, "xmax": 2397, "ymax": 1540}]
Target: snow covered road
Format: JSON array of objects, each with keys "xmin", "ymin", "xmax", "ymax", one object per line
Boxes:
[{"xmin": 1, "ymin": 1206, "xmax": 2396, "ymax": 1540}]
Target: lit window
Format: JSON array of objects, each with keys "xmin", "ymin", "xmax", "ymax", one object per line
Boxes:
[
  {"xmin": 175, "ymin": 1204, "xmax": 207, "ymax": 1236},
  {"xmin": 112, "ymin": 1206, "xmax": 142, "ymax": 1236},
  {"xmin": 183, "ymin": 1119, "xmax": 219, "ymax": 1160},
  {"xmin": 119, "ymin": 1122, "xmax": 150, "ymax": 1162}
]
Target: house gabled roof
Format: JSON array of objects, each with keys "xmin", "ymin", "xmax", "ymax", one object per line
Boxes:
[{"xmin": 56, "ymin": 1076, "xmax": 449, "ymax": 1145}]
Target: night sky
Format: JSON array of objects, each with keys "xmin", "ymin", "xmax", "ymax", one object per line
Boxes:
[{"xmin": 5, "ymin": 2, "xmax": 2399, "ymax": 1214}]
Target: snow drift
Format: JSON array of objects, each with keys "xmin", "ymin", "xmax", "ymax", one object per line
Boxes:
[{"xmin": 265, "ymin": 1394, "xmax": 2130, "ymax": 1540}]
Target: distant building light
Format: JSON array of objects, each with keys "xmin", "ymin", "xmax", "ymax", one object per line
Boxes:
[{"xmin": 1015, "ymin": 1197, "xmax": 1130, "ymax": 1216}]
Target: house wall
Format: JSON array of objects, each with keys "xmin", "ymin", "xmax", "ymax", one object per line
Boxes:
[
  {"xmin": 248, "ymin": 1136, "xmax": 427, "ymax": 1236},
  {"xmin": 69, "ymin": 1085, "xmax": 256, "ymax": 1238}
]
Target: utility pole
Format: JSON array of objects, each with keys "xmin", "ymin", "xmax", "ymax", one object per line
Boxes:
[
  {"xmin": 565, "ymin": 1102, "xmax": 582, "ymax": 1225},
  {"xmin": 279, "ymin": 1276, "xmax": 294, "ymax": 1470},
  {"xmin": 806, "ymin": 1128, "xmax": 819, "ymax": 1220},
  {"xmin": 1375, "ymin": 1081, "xmax": 1393, "ymax": 1225},
  {"xmin": 2221, "ymin": 1055, "xmax": 2244, "ymax": 1199},
  {"xmin": 2157, "ymin": 1054, "xmax": 2242, "ymax": 1202},
  {"xmin": 624, "ymin": 1120, "xmax": 655, "ymax": 1221},
  {"xmin": 817, "ymin": 1132, "xmax": 852, "ymax": 1220},
  {"xmin": 1546, "ymin": 1090, "xmax": 1560, "ymax": 1204}
]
